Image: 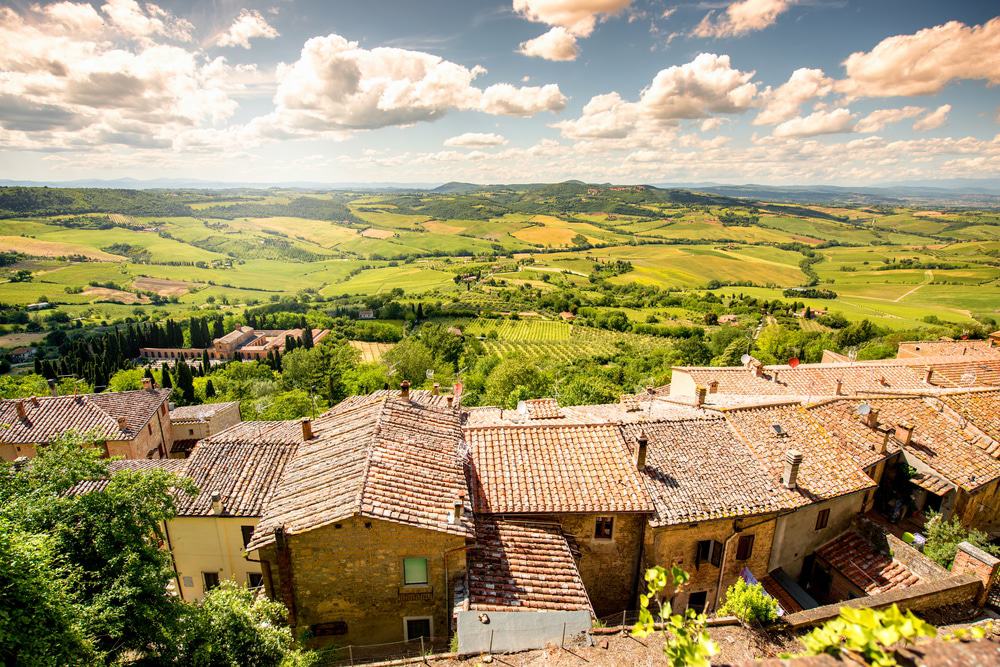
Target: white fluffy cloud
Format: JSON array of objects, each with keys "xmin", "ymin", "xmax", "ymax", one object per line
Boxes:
[
  {"xmin": 552, "ymin": 92, "xmax": 640, "ymax": 139},
  {"xmin": 838, "ymin": 18, "xmax": 1000, "ymax": 98},
  {"xmin": 772, "ymin": 108, "xmax": 855, "ymax": 138},
  {"xmin": 693, "ymin": 0, "xmax": 791, "ymax": 39},
  {"xmin": 214, "ymin": 9, "xmax": 279, "ymax": 49},
  {"xmin": 913, "ymin": 104, "xmax": 951, "ymax": 131},
  {"xmin": 513, "ymin": 0, "xmax": 631, "ymax": 37},
  {"xmin": 444, "ymin": 132, "xmax": 508, "ymax": 147},
  {"xmin": 101, "ymin": 0, "xmax": 193, "ymax": 41},
  {"xmin": 268, "ymin": 34, "xmax": 565, "ymax": 135},
  {"xmin": 855, "ymin": 106, "xmax": 924, "ymax": 133},
  {"xmin": 754, "ymin": 68, "xmax": 833, "ymax": 125},
  {"xmin": 640, "ymin": 54, "xmax": 757, "ymax": 120},
  {"xmin": 518, "ymin": 26, "xmax": 579, "ymax": 61}
]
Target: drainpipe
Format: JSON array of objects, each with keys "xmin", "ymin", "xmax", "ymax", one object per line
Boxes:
[
  {"xmin": 161, "ymin": 519, "xmax": 183, "ymax": 600},
  {"xmin": 713, "ymin": 529, "xmax": 740, "ymax": 613}
]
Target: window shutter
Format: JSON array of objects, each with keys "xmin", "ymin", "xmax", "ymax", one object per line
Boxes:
[
  {"xmin": 736, "ymin": 534, "xmax": 755, "ymax": 561},
  {"xmin": 710, "ymin": 540, "xmax": 722, "ymax": 567}
]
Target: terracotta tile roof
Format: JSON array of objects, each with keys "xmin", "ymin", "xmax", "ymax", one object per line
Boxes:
[
  {"xmin": 911, "ymin": 472, "xmax": 953, "ymax": 496},
  {"xmin": 620, "ymin": 418, "xmax": 800, "ymax": 526},
  {"xmin": 896, "ymin": 340, "xmax": 1000, "ymax": 360},
  {"xmin": 170, "ymin": 438, "xmax": 197, "ymax": 456},
  {"xmin": 940, "ymin": 390, "xmax": 1000, "ymax": 446},
  {"xmin": 723, "ymin": 404, "xmax": 875, "ymax": 502},
  {"xmin": 65, "ymin": 458, "xmax": 187, "ymax": 496},
  {"xmin": 468, "ymin": 517, "xmax": 593, "ymax": 613},
  {"xmin": 169, "ymin": 401, "xmax": 239, "ymax": 422},
  {"xmin": 806, "ymin": 399, "xmax": 902, "ymax": 470},
  {"xmin": 520, "ymin": 398, "xmax": 563, "ymax": 419},
  {"xmin": 466, "ymin": 422, "xmax": 654, "ymax": 514},
  {"xmin": 176, "ymin": 425, "xmax": 299, "ymax": 517},
  {"xmin": 760, "ymin": 574, "xmax": 803, "ymax": 614},
  {"xmin": 249, "ymin": 391, "xmax": 471, "ymax": 550},
  {"xmin": 198, "ymin": 420, "xmax": 302, "ymax": 447},
  {"xmin": 923, "ymin": 359, "xmax": 1000, "ymax": 388},
  {"xmin": 463, "ymin": 398, "xmax": 711, "ymax": 427},
  {"xmin": 815, "ymin": 530, "xmax": 920, "ymax": 595},
  {"xmin": 0, "ymin": 389, "xmax": 170, "ymax": 445},
  {"xmin": 813, "ymin": 396, "xmax": 1000, "ymax": 491}
]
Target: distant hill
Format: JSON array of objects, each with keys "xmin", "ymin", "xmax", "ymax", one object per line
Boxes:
[{"xmin": 430, "ymin": 181, "xmax": 481, "ymax": 194}]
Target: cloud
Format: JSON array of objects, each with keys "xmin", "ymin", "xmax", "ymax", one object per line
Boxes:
[
  {"xmin": 214, "ymin": 9, "xmax": 279, "ymax": 49},
  {"xmin": 267, "ymin": 34, "xmax": 565, "ymax": 135},
  {"xmin": 913, "ymin": 104, "xmax": 951, "ymax": 131},
  {"xmin": 700, "ymin": 117, "xmax": 728, "ymax": 132},
  {"xmin": 693, "ymin": 0, "xmax": 791, "ymax": 39},
  {"xmin": 444, "ymin": 132, "xmax": 508, "ymax": 147},
  {"xmin": 513, "ymin": 0, "xmax": 631, "ymax": 37},
  {"xmin": 772, "ymin": 108, "xmax": 855, "ymax": 137},
  {"xmin": 855, "ymin": 106, "xmax": 924, "ymax": 133},
  {"xmin": 639, "ymin": 53, "xmax": 757, "ymax": 120},
  {"xmin": 101, "ymin": 0, "xmax": 193, "ymax": 41},
  {"xmin": 838, "ymin": 18, "xmax": 1000, "ymax": 98},
  {"xmin": 754, "ymin": 68, "xmax": 833, "ymax": 125},
  {"xmin": 518, "ymin": 26, "xmax": 579, "ymax": 61},
  {"xmin": 552, "ymin": 92, "xmax": 641, "ymax": 139}
]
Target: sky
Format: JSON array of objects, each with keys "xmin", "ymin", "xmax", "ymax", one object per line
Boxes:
[{"xmin": 0, "ymin": 0, "xmax": 998, "ymax": 186}]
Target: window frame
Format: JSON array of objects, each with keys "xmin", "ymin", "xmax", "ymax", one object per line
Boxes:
[
  {"xmin": 403, "ymin": 616, "xmax": 433, "ymax": 641},
  {"xmin": 687, "ymin": 590, "xmax": 709, "ymax": 614},
  {"xmin": 815, "ymin": 508, "xmax": 830, "ymax": 531},
  {"xmin": 736, "ymin": 534, "xmax": 755, "ymax": 561},
  {"xmin": 241, "ymin": 525, "xmax": 255, "ymax": 549},
  {"xmin": 695, "ymin": 539, "xmax": 723, "ymax": 568},
  {"xmin": 402, "ymin": 557, "xmax": 429, "ymax": 586},
  {"xmin": 202, "ymin": 571, "xmax": 220, "ymax": 591},
  {"xmin": 247, "ymin": 572, "xmax": 264, "ymax": 589},
  {"xmin": 594, "ymin": 516, "xmax": 615, "ymax": 540}
]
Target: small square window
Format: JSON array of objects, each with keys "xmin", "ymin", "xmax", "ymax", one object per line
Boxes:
[
  {"xmin": 594, "ymin": 517, "xmax": 614, "ymax": 540},
  {"xmin": 815, "ymin": 508, "xmax": 830, "ymax": 531},
  {"xmin": 736, "ymin": 534, "xmax": 755, "ymax": 561},
  {"xmin": 241, "ymin": 525, "xmax": 255, "ymax": 549},
  {"xmin": 248, "ymin": 572, "xmax": 264, "ymax": 588},
  {"xmin": 687, "ymin": 591, "xmax": 708, "ymax": 614},
  {"xmin": 405, "ymin": 617, "xmax": 432, "ymax": 641},
  {"xmin": 696, "ymin": 540, "xmax": 723, "ymax": 567},
  {"xmin": 403, "ymin": 557, "xmax": 428, "ymax": 585},
  {"xmin": 203, "ymin": 571, "xmax": 220, "ymax": 591}
]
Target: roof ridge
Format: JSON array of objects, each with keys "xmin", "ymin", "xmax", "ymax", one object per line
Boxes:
[
  {"xmin": 354, "ymin": 392, "xmax": 391, "ymax": 518},
  {"xmin": 79, "ymin": 395, "xmax": 123, "ymax": 431}
]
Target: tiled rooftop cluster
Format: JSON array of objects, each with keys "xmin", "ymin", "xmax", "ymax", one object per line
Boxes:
[{"xmin": 815, "ymin": 530, "xmax": 921, "ymax": 595}]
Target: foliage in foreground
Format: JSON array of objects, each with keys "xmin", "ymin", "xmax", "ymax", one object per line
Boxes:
[
  {"xmin": 796, "ymin": 605, "xmax": 936, "ymax": 666},
  {"xmin": 923, "ymin": 511, "xmax": 1000, "ymax": 568},
  {"xmin": 633, "ymin": 565, "xmax": 717, "ymax": 667},
  {"xmin": 717, "ymin": 579, "xmax": 779, "ymax": 625}
]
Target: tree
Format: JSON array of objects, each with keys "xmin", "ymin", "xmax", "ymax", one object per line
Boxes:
[
  {"xmin": 175, "ymin": 359, "xmax": 195, "ymax": 404},
  {"xmin": 717, "ymin": 579, "xmax": 778, "ymax": 625},
  {"xmin": 107, "ymin": 368, "xmax": 143, "ymax": 392},
  {"xmin": 201, "ymin": 348, "xmax": 211, "ymax": 372},
  {"xmin": 482, "ymin": 356, "xmax": 551, "ymax": 408},
  {"xmin": 922, "ymin": 512, "xmax": 999, "ymax": 568},
  {"xmin": 301, "ymin": 325, "xmax": 314, "ymax": 349},
  {"xmin": 205, "ymin": 379, "xmax": 216, "ymax": 398},
  {"xmin": 160, "ymin": 365, "xmax": 173, "ymax": 389},
  {"xmin": 558, "ymin": 375, "xmax": 619, "ymax": 407},
  {"xmin": 633, "ymin": 566, "xmax": 717, "ymax": 667},
  {"xmin": 167, "ymin": 581, "xmax": 315, "ymax": 666}
]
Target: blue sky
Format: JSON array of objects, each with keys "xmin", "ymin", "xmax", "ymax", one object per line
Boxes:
[{"xmin": 0, "ymin": 0, "xmax": 998, "ymax": 184}]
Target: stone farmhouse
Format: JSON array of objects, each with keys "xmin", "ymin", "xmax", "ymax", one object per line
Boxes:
[
  {"xmin": 140, "ymin": 326, "xmax": 329, "ymax": 362},
  {"xmin": 168, "ymin": 401, "xmax": 242, "ymax": 458},
  {"xmin": 57, "ymin": 351, "xmax": 1000, "ymax": 652},
  {"xmin": 0, "ymin": 379, "xmax": 172, "ymax": 461}
]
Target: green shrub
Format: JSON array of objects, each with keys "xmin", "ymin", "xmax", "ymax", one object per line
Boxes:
[
  {"xmin": 923, "ymin": 512, "xmax": 999, "ymax": 568},
  {"xmin": 718, "ymin": 579, "xmax": 779, "ymax": 625}
]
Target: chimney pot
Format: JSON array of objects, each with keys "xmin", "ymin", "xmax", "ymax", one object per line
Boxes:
[
  {"xmin": 772, "ymin": 369, "xmax": 779, "ymax": 382},
  {"xmin": 446, "ymin": 395, "xmax": 454, "ymax": 408},
  {"xmin": 864, "ymin": 408, "xmax": 880, "ymax": 429},
  {"xmin": 301, "ymin": 417, "xmax": 314, "ymax": 441},
  {"xmin": 708, "ymin": 380, "xmax": 719, "ymax": 394},
  {"xmin": 782, "ymin": 450, "xmax": 803, "ymax": 489},
  {"xmin": 15, "ymin": 400, "xmax": 26, "ymax": 420},
  {"xmin": 452, "ymin": 492, "xmax": 465, "ymax": 523},
  {"xmin": 752, "ymin": 364, "xmax": 764, "ymax": 378},
  {"xmin": 695, "ymin": 385, "xmax": 707, "ymax": 407},
  {"xmin": 48, "ymin": 379, "xmax": 57, "ymax": 397},
  {"xmin": 400, "ymin": 380, "xmax": 410, "ymax": 399},
  {"xmin": 117, "ymin": 416, "xmax": 127, "ymax": 430},
  {"xmin": 211, "ymin": 491, "xmax": 223, "ymax": 515},
  {"xmin": 923, "ymin": 367, "xmax": 934, "ymax": 384},
  {"xmin": 895, "ymin": 422, "xmax": 915, "ymax": 446},
  {"xmin": 835, "ymin": 379, "xmax": 843, "ymax": 396},
  {"xmin": 645, "ymin": 386, "xmax": 655, "ymax": 395},
  {"xmin": 142, "ymin": 377, "xmax": 153, "ymax": 390},
  {"xmin": 432, "ymin": 383, "xmax": 440, "ymax": 396},
  {"xmin": 636, "ymin": 434, "xmax": 649, "ymax": 471},
  {"xmin": 876, "ymin": 429, "xmax": 889, "ymax": 455}
]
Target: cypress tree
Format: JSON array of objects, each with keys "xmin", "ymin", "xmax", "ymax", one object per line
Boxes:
[
  {"xmin": 176, "ymin": 359, "xmax": 194, "ymax": 404},
  {"xmin": 160, "ymin": 365, "xmax": 172, "ymax": 389},
  {"xmin": 302, "ymin": 326, "xmax": 314, "ymax": 349},
  {"xmin": 205, "ymin": 379, "xmax": 216, "ymax": 398},
  {"xmin": 201, "ymin": 348, "xmax": 211, "ymax": 371},
  {"xmin": 212, "ymin": 317, "xmax": 224, "ymax": 340},
  {"xmin": 33, "ymin": 357, "xmax": 42, "ymax": 375}
]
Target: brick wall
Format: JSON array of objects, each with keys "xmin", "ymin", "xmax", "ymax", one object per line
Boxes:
[
  {"xmin": 644, "ymin": 515, "xmax": 777, "ymax": 613},
  {"xmin": 951, "ymin": 541, "xmax": 1000, "ymax": 607},
  {"xmin": 258, "ymin": 516, "xmax": 465, "ymax": 647}
]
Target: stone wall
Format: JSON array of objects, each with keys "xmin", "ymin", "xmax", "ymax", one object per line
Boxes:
[
  {"xmin": 951, "ymin": 541, "xmax": 1000, "ymax": 606},
  {"xmin": 259, "ymin": 516, "xmax": 466, "ymax": 647},
  {"xmin": 851, "ymin": 516, "xmax": 949, "ymax": 582},
  {"xmin": 645, "ymin": 515, "xmax": 777, "ymax": 613}
]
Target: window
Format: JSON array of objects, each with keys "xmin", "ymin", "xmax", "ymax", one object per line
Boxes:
[
  {"xmin": 687, "ymin": 591, "xmax": 708, "ymax": 614},
  {"xmin": 403, "ymin": 557, "xmax": 428, "ymax": 585},
  {"xmin": 188, "ymin": 428, "xmax": 194, "ymax": 436},
  {"xmin": 815, "ymin": 508, "xmax": 830, "ymax": 531},
  {"xmin": 594, "ymin": 516, "xmax": 614, "ymax": 540},
  {"xmin": 736, "ymin": 534, "xmax": 755, "ymax": 561},
  {"xmin": 695, "ymin": 540, "xmax": 723, "ymax": 567},
  {"xmin": 203, "ymin": 571, "xmax": 220, "ymax": 591},
  {"xmin": 241, "ymin": 525, "xmax": 255, "ymax": 549},
  {"xmin": 147, "ymin": 423, "xmax": 152, "ymax": 435},
  {"xmin": 248, "ymin": 572, "xmax": 264, "ymax": 589},
  {"xmin": 405, "ymin": 617, "xmax": 432, "ymax": 641}
]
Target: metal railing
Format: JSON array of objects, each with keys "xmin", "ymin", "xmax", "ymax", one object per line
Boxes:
[{"xmin": 313, "ymin": 637, "xmax": 451, "ymax": 667}]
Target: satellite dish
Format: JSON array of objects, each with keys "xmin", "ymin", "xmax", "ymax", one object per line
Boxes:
[
  {"xmin": 425, "ymin": 368, "xmax": 435, "ymax": 379},
  {"xmin": 856, "ymin": 403, "xmax": 872, "ymax": 416},
  {"xmin": 740, "ymin": 354, "xmax": 752, "ymax": 365},
  {"xmin": 788, "ymin": 358, "xmax": 800, "ymax": 368}
]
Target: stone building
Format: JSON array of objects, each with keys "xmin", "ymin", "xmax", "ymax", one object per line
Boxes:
[
  {"xmin": 168, "ymin": 401, "xmax": 242, "ymax": 458},
  {"xmin": 0, "ymin": 380, "xmax": 173, "ymax": 461},
  {"xmin": 140, "ymin": 326, "xmax": 329, "ymax": 362}
]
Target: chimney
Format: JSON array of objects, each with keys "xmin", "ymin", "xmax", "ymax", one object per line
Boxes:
[
  {"xmin": 142, "ymin": 377, "xmax": 153, "ymax": 390},
  {"xmin": 301, "ymin": 417, "xmax": 314, "ymax": 441},
  {"xmin": 48, "ymin": 379, "xmax": 57, "ymax": 397},
  {"xmin": 865, "ymin": 409, "xmax": 880, "ymax": 430},
  {"xmin": 895, "ymin": 421, "xmax": 915, "ymax": 446},
  {"xmin": 923, "ymin": 367, "xmax": 934, "ymax": 384},
  {"xmin": 116, "ymin": 416, "xmax": 127, "ymax": 430},
  {"xmin": 695, "ymin": 385, "xmax": 707, "ymax": 407},
  {"xmin": 772, "ymin": 369, "xmax": 779, "ymax": 383},
  {"xmin": 211, "ymin": 491, "xmax": 223, "ymax": 515},
  {"xmin": 645, "ymin": 386, "xmax": 655, "ymax": 396},
  {"xmin": 15, "ymin": 400, "xmax": 26, "ymax": 420},
  {"xmin": 451, "ymin": 492, "xmax": 466, "ymax": 524},
  {"xmin": 875, "ymin": 430, "xmax": 889, "ymax": 455},
  {"xmin": 708, "ymin": 380, "xmax": 719, "ymax": 394},
  {"xmin": 400, "ymin": 380, "xmax": 410, "ymax": 400},
  {"xmin": 782, "ymin": 450, "xmax": 803, "ymax": 489},
  {"xmin": 446, "ymin": 396, "xmax": 454, "ymax": 408},
  {"xmin": 432, "ymin": 383, "xmax": 440, "ymax": 396},
  {"xmin": 834, "ymin": 379, "xmax": 843, "ymax": 396},
  {"xmin": 752, "ymin": 364, "xmax": 764, "ymax": 378},
  {"xmin": 636, "ymin": 434, "xmax": 649, "ymax": 471}
]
